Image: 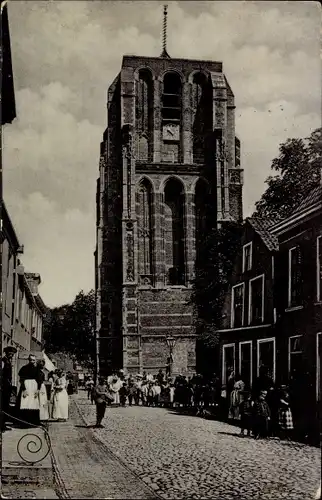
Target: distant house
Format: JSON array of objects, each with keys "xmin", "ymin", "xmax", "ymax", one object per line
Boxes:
[
  {"xmin": 1, "ymin": 204, "xmax": 48, "ymax": 387},
  {"xmin": 218, "ymin": 217, "xmax": 278, "ymax": 389}
]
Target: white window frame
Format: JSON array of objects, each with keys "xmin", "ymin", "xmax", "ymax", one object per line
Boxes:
[
  {"xmin": 317, "ymin": 332, "xmax": 321, "ymax": 401},
  {"xmin": 239, "ymin": 340, "xmax": 253, "ymax": 386},
  {"xmin": 222, "ymin": 343, "xmax": 236, "ymax": 385},
  {"xmin": 242, "ymin": 242, "xmax": 253, "ymax": 273},
  {"xmin": 231, "ymin": 283, "xmax": 245, "ymax": 328},
  {"xmin": 257, "ymin": 337, "xmax": 276, "ymax": 382},
  {"xmin": 317, "ymin": 236, "xmax": 322, "ymax": 302},
  {"xmin": 288, "ymin": 334, "xmax": 303, "ymax": 374},
  {"xmin": 248, "ymin": 274, "xmax": 265, "ymax": 325}
]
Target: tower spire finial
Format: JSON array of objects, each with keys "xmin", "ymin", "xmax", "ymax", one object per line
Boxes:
[{"xmin": 160, "ymin": 4, "xmax": 170, "ymax": 58}]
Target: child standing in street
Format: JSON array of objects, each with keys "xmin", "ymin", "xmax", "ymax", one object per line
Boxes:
[
  {"xmin": 239, "ymin": 391, "xmax": 253, "ymax": 437},
  {"xmin": 252, "ymin": 390, "xmax": 271, "ymax": 439},
  {"xmin": 278, "ymin": 388, "xmax": 294, "ymax": 440}
]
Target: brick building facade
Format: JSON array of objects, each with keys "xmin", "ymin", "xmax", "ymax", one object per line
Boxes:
[
  {"xmin": 219, "ymin": 185, "xmax": 322, "ymax": 438},
  {"xmin": 95, "ymin": 54, "xmax": 243, "ymax": 376}
]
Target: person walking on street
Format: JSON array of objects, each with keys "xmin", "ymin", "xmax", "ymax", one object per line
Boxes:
[
  {"xmin": 86, "ymin": 377, "xmax": 94, "ymax": 401},
  {"xmin": 93, "ymin": 377, "xmax": 113, "ymax": 428},
  {"xmin": 1, "ymin": 346, "xmax": 17, "ymax": 431}
]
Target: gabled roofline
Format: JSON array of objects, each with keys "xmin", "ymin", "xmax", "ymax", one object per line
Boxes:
[
  {"xmin": 270, "ymin": 202, "xmax": 322, "ymax": 236},
  {"xmin": 1, "ymin": 201, "xmax": 22, "ymax": 251}
]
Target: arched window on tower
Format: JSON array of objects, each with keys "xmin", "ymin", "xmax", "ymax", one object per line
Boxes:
[
  {"xmin": 136, "ymin": 179, "xmax": 153, "ymax": 284},
  {"xmin": 192, "ymin": 73, "xmax": 212, "ymax": 164},
  {"xmin": 161, "ymin": 72, "xmax": 182, "ymax": 163},
  {"xmin": 136, "ymin": 70, "xmax": 153, "ymax": 162},
  {"xmin": 195, "ymin": 178, "xmax": 211, "ymax": 268},
  {"xmin": 164, "ymin": 178, "xmax": 185, "ymax": 285}
]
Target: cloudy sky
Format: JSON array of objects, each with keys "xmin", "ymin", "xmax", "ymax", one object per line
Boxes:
[{"xmin": 3, "ymin": 0, "xmax": 320, "ymax": 307}]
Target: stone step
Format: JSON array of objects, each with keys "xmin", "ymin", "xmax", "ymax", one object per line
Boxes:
[{"xmin": 1, "ymin": 464, "xmax": 54, "ymax": 487}]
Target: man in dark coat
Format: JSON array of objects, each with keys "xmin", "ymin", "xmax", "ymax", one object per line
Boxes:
[{"xmin": 1, "ymin": 346, "xmax": 17, "ymax": 431}]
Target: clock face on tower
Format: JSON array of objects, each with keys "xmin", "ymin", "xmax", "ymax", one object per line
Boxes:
[{"xmin": 162, "ymin": 123, "xmax": 180, "ymax": 141}]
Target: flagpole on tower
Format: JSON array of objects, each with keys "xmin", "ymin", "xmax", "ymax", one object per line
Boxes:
[{"xmin": 160, "ymin": 4, "xmax": 170, "ymax": 58}]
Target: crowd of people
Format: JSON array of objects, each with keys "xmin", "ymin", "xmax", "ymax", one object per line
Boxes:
[
  {"xmin": 1, "ymin": 343, "xmax": 295, "ymax": 441},
  {"xmin": 84, "ymin": 367, "xmax": 295, "ymax": 439},
  {"xmin": 1, "ymin": 347, "xmax": 69, "ymax": 431}
]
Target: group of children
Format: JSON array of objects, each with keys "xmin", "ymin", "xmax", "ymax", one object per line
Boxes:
[{"xmin": 239, "ymin": 387, "xmax": 294, "ymax": 440}]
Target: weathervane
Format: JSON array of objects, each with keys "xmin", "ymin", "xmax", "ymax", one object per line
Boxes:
[{"xmin": 160, "ymin": 5, "xmax": 170, "ymax": 58}]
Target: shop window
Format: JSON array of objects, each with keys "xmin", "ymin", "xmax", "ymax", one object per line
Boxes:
[{"xmin": 257, "ymin": 338, "xmax": 275, "ymax": 381}]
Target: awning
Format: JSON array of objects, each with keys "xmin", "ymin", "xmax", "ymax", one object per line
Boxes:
[{"xmin": 42, "ymin": 352, "xmax": 56, "ymax": 372}]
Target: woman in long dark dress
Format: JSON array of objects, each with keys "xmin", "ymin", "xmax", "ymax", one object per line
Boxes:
[{"xmin": 16, "ymin": 354, "xmax": 43, "ymax": 428}]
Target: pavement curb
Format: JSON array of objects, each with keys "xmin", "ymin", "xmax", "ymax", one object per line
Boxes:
[
  {"xmin": 45, "ymin": 432, "xmax": 70, "ymax": 500},
  {"xmin": 73, "ymin": 398, "xmax": 164, "ymax": 500}
]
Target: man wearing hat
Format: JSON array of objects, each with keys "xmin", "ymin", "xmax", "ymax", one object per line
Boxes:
[{"xmin": 1, "ymin": 346, "xmax": 17, "ymax": 431}]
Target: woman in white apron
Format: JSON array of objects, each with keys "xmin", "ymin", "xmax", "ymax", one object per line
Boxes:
[
  {"xmin": 52, "ymin": 370, "xmax": 69, "ymax": 421},
  {"xmin": 17, "ymin": 354, "xmax": 42, "ymax": 428}
]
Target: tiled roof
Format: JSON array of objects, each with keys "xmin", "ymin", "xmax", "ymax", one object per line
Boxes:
[
  {"xmin": 247, "ymin": 217, "xmax": 279, "ymax": 252},
  {"xmin": 292, "ymin": 185, "xmax": 322, "ymax": 214}
]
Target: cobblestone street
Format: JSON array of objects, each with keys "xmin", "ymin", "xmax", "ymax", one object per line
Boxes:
[
  {"xmin": 48, "ymin": 398, "xmax": 157, "ymax": 499},
  {"xmin": 74, "ymin": 393, "xmax": 320, "ymax": 500}
]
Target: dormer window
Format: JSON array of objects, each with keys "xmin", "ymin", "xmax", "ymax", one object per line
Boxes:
[{"xmin": 242, "ymin": 242, "xmax": 252, "ymax": 273}]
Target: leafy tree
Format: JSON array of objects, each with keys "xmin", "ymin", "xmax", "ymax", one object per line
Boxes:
[
  {"xmin": 43, "ymin": 290, "xmax": 96, "ymax": 371},
  {"xmin": 254, "ymin": 128, "xmax": 322, "ymax": 220},
  {"xmin": 192, "ymin": 221, "xmax": 243, "ymax": 375}
]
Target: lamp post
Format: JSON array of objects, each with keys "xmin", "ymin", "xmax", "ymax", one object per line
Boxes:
[{"xmin": 166, "ymin": 335, "xmax": 176, "ymax": 377}]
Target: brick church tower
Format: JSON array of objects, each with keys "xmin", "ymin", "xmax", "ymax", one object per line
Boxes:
[{"xmin": 95, "ymin": 22, "xmax": 243, "ymax": 376}]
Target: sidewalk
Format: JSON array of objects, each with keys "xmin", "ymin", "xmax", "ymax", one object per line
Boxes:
[
  {"xmin": 48, "ymin": 396, "xmax": 158, "ymax": 499},
  {"xmin": 1, "ymin": 424, "xmax": 58, "ymax": 499}
]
